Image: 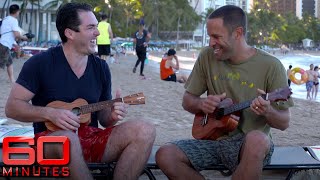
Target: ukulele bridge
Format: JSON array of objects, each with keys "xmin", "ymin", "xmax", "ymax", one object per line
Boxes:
[{"xmin": 201, "ymin": 114, "xmax": 208, "ymax": 126}]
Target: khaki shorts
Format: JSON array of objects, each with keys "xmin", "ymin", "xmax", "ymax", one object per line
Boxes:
[
  {"xmin": 172, "ymin": 133, "xmax": 274, "ymax": 172},
  {"xmin": 0, "ymin": 43, "xmax": 13, "ymax": 68}
]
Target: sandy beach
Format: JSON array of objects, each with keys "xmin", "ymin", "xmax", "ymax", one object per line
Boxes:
[{"xmin": 0, "ymin": 50, "xmax": 320, "ymax": 179}]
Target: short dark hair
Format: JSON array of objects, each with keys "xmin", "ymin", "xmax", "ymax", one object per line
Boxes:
[
  {"xmin": 101, "ymin": 14, "xmax": 108, "ymax": 20},
  {"xmin": 139, "ymin": 18, "xmax": 145, "ymax": 26},
  {"xmin": 289, "ymin": 65, "xmax": 292, "ymax": 69},
  {"xmin": 208, "ymin": 5, "xmax": 247, "ymax": 36},
  {"xmin": 167, "ymin": 49, "xmax": 176, "ymax": 56},
  {"xmin": 56, "ymin": 2, "xmax": 92, "ymax": 43},
  {"xmin": 9, "ymin": 4, "xmax": 20, "ymax": 14}
]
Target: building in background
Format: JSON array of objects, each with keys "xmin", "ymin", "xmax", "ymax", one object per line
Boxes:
[
  {"xmin": 296, "ymin": 0, "xmax": 318, "ymax": 18},
  {"xmin": 0, "ymin": 0, "xmax": 61, "ymax": 43},
  {"xmin": 250, "ymin": 0, "xmax": 296, "ymax": 15},
  {"xmin": 252, "ymin": 0, "xmax": 319, "ymax": 19}
]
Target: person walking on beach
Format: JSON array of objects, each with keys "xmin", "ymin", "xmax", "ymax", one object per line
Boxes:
[
  {"xmin": 132, "ymin": 19, "xmax": 151, "ymax": 76},
  {"xmin": 156, "ymin": 5, "xmax": 293, "ymax": 180},
  {"xmin": 97, "ymin": 14, "xmax": 113, "ymax": 61},
  {"xmin": 0, "ymin": 4, "xmax": 28, "ymax": 83},
  {"xmin": 160, "ymin": 49, "xmax": 188, "ymax": 83},
  {"xmin": 287, "ymin": 65, "xmax": 292, "ymax": 87},
  {"xmin": 306, "ymin": 64, "xmax": 315, "ymax": 100},
  {"xmin": 5, "ymin": 3, "xmax": 155, "ymax": 180},
  {"xmin": 312, "ymin": 66, "xmax": 319, "ymax": 99}
]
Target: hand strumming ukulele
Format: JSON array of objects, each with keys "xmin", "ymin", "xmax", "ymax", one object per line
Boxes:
[
  {"xmin": 45, "ymin": 92, "xmax": 145, "ymax": 131},
  {"xmin": 192, "ymin": 87, "xmax": 292, "ymax": 140}
]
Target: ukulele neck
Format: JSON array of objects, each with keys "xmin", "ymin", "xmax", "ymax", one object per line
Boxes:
[
  {"xmin": 80, "ymin": 98, "xmax": 123, "ymax": 114},
  {"xmin": 220, "ymin": 94, "xmax": 267, "ymax": 117}
]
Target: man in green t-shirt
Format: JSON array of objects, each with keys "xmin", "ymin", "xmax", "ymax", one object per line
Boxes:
[{"xmin": 156, "ymin": 5, "xmax": 294, "ymax": 180}]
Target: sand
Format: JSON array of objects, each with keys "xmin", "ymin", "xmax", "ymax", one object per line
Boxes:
[{"xmin": 0, "ymin": 50, "xmax": 319, "ymax": 179}]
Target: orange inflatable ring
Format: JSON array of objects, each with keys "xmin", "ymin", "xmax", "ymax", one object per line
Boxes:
[{"xmin": 289, "ymin": 67, "xmax": 308, "ymax": 85}]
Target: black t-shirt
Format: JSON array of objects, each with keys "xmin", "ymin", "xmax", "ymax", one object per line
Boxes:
[
  {"xmin": 134, "ymin": 29, "xmax": 148, "ymax": 49},
  {"xmin": 16, "ymin": 45, "xmax": 112, "ymax": 134}
]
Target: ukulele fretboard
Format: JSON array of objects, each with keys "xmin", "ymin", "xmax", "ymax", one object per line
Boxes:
[{"xmin": 80, "ymin": 98, "xmax": 123, "ymax": 114}]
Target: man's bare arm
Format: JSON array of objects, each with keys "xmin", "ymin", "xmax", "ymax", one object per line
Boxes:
[
  {"xmin": 170, "ymin": 55, "xmax": 180, "ymax": 70},
  {"xmin": 108, "ymin": 25, "xmax": 113, "ymax": 41},
  {"xmin": 6, "ymin": 83, "xmax": 51, "ymax": 122},
  {"xmin": 6, "ymin": 83, "xmax": 80, "ymax": 130},
  {"xmin": 182, "ymin": 91, "xmax": 203, "ymax": 114},
  {"xmin": 265, "ymin": 108, "xmax": 290, "ymax": 131},
  {"xmin": 13, "ymin": 31, "xmax": 28, "ymax": 41}
]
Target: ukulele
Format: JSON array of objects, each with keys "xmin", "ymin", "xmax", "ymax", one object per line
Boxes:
[
  {"xmin": 45, "ymin": 92, "xmax": 145, "ymax": 131},
  {"xmin": 192, "ymin": 87, "xmax": 292, "ymax": 140}
]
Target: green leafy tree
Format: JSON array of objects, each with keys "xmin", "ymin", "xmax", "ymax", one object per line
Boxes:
[
  {"xmin": 274, "ymin": 13, "xmax": 305, "ymax": 45},
  {"xmin": 302, "ymin": 13, "xmax": 320, "ymax": 42},
  {"xmin": 247, "ymin": 4, "xmax": 282, "ymax": 46}
]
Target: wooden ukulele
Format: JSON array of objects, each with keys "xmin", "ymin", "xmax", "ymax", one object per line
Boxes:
[
  {"xmin": 45, "ymin": 92, "xmax": 145, "ymax": 131},
  {"xmin": 192, "ymin": 87, "xmax": 292, "ymax": 140}
]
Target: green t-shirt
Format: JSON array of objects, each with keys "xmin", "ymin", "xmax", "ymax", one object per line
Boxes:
[
  {"xmin": 97, "ymin": 21, "xmax": 110, "ymax": 45},
  {"xmin": 185, "ymin": 47, "xmax": 294, "ymax": 136}
]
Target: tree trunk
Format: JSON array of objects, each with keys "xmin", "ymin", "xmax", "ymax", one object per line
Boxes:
[
  {"xmin": 37, "ymin": 0, "xmax": 42, "ymax": 45},
  {"xmin": 1, "ymin": 0, "xmax": 8, "ymax": 19}
]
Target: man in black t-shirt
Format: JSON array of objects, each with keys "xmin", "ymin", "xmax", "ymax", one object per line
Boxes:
[{"xmin": 5, "ymin": 3, "xmax": 155, "ymax": 180}]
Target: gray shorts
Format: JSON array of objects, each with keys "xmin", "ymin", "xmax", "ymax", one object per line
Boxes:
[
  {"xmin": 0, "ymin": 43, "xmax": 12, "ymax": 68},
  {"xmin": 172, "ymin": 133, "xmax": 274, "ymax": 172}
]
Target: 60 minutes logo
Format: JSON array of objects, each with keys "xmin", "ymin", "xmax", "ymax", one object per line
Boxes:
[{"xmin": 2, "ymin": 136, "xmax": 70, "ymax": 177}]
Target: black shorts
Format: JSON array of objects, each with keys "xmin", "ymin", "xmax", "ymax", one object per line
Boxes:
[
  {"xmin": 163, "ymin": 74, "xmax": 177, "ymax": 82},
  {"xmin": 98, "ymin": 45, "xmax": 111, "ymax": 56}
]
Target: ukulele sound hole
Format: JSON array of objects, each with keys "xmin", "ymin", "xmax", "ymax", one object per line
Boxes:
[{"xmin": 71, "ymin": 108, "xmax": 81, "ymax": 116}]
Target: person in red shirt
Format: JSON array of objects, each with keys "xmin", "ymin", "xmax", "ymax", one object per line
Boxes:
[{"xmin": 160, "ymin": 49, "xmax": 188, "ymax": 83}]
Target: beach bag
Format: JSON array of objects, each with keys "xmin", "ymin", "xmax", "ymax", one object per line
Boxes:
[{"xmin": 145, "ymin": 52, "xmax": 149, "ymax": 64}]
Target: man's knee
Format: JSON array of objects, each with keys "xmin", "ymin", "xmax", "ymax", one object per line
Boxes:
[
  {"xmin": 244, "ymin": 130, "xmax": 270, "ymax": 156},
  {"xmin": 45, "ymin": 130, "xmax": 80, "ymax": 157},
  {"xmin": 50, "ymin": 130, "xmax": 82, "ymax": 150},
  {"xmin": 126, "ymin": 120, "xmax": 156, "ymax": 144},
  {"xmin": 156, "ymin": 144, "xmax": 179, "ymax": 167}
]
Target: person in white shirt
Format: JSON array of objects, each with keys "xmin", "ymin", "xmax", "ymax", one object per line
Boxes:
[{"xmin": 0, "ymin": 4, "xmax": 28, "ymax": 83}]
